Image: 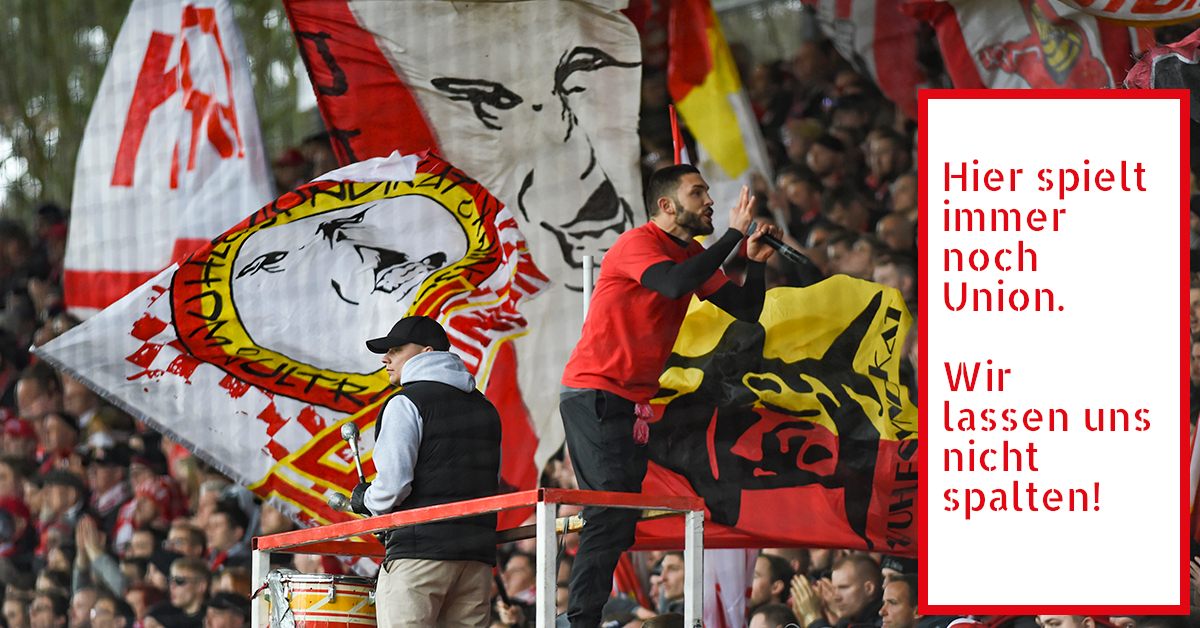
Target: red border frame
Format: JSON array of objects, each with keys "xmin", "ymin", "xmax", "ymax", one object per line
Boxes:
[{"xmin": 918, "ymin": 89, "xmax": 1190, "ymax": 615}]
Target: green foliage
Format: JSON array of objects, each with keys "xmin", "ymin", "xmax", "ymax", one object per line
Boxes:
[
  {"xmin": 0, "ymin": 0, "xmax": 315, "ymax": 220},
  {"xmin": 233, "ymin": 0, "xmax": 318, "ymax": 163}
]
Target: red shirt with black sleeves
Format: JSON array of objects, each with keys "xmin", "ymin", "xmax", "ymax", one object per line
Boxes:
[{"xmin": 562, "ymin": 222, "xmax": 729, "ymax": 403}]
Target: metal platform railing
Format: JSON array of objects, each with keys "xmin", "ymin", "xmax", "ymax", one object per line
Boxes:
[{"xmin": 252, "ymin": 488, "xmax": 706, "ymax": 628}]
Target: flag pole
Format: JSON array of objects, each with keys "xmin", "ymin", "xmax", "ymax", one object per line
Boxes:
[
  {"xmin": 582, "ymin": 255, "xmax": 594, "ymax": 316},
  {"xmin": 670, "ymin": 104, "xmax": 683, "ymax": 165}
]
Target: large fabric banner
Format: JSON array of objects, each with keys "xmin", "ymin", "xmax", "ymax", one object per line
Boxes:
[
  {"xmin": 282, "ymin": 0, "xmax": 644, "ymax": 468},
  {"xmin": 801, "ymin": 0, "xmax": 929, "ymax": 121},
  {"xmin": 903, "ymin": 0, "xmax": 1151, "ymax": 89},
  {"xmin": 636, "ymin": 278, "xmax": 918, "ymax": 555},
  {"xmin": 668, "ymin": 0, "xmax": 772, "ymax": 233},
  {"xmin": 38, "ymin": 152, "xmax": 548, "ymax": 561},
  {"xmin": 66, "ymin": 0, "xmax": 272, "ymax": 314}
]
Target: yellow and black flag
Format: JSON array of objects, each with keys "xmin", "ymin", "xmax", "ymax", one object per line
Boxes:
[{"xmin": 636, "ymin": 276, "xmax": 918, "ymax": 555}]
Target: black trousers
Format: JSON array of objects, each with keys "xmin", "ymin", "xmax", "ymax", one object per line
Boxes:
[{"xmin": 559, "ymin": 387, "xmax": 649, "ymax": 628}]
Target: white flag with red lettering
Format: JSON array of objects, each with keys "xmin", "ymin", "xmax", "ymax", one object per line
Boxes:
[
  {"xmin": 802, "ymin": 0, "xmax": 929, "ymax": 120},
  {"xmin": 66, "ymin": 0, "xmax": 272, "ymax": 314},
  {"xmin": 704, "ymin": 549, "xmax": 756, "ymax": 628}
]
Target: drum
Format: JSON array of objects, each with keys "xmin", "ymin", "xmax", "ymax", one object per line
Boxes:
[{"xmin": 264, "ymin": 571, "xmax": 377, "ymax": 628}]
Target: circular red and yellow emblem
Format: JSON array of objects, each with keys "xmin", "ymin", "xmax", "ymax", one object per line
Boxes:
[{"xmin": 172, "ymin": 163, "xmax": 506, "ymax": 413}]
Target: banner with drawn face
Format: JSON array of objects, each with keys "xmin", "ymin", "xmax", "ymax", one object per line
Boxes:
[
  {"xmin": 283, "ymin": 0, "xmax": 644, "ymax": 463},
  {"xmin": 38, "ymin": 152, "xmax": 547, "ymax": 551},
  {"xmin": 634, "ymin": 278, "xmax": 918, "ymax": 555}
]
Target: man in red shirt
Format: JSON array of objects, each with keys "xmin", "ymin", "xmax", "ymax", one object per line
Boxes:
[{"xmin": 560, "ymin": 163, "xmax": 777, "ymax": 628}]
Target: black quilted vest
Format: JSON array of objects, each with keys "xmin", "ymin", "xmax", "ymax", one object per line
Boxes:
[{"xmin": 375, "ymin": 380, "xmax": 501, "ymax": 565}]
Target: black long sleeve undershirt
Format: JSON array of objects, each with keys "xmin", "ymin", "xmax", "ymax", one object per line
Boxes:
[
  {"xmin": 639, "ymin": 227, "xmax": 766, "ymax": 322},
  {"xmin": 706, "ymin": 261, "xmax": 765, "ymax": 321},
  {"xmin": 639, "ymin": 228, "xmax": 743, "ymax": 299}
]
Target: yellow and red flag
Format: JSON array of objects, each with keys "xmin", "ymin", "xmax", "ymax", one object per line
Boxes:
[{"xmin": 667, "ymin": 0, "xmax": 772, "ymax": 229}]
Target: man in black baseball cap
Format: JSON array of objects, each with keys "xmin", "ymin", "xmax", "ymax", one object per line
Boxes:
[
  {"xmin": 879, "ymin": 555, "xmax": 916, "ymax": 586},
  {"xmin": 366, "ymin": 315, "xmax": 450, "ymax": 354},
  {"xmin": 364, "ymin": 316, "xmax": 452, "ymax": 388},
  {"xmin": 351, "ymin": 315, "xmax": 501, "ymax": 628}
]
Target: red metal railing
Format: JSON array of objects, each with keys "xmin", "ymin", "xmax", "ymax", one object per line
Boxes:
[{"xmin": 251, "ymin": 488, "xmax": 706, "ymax": 628}]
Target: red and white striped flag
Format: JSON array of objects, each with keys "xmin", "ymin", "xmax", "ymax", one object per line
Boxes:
[
  {"xmin": 66, "ymin": 0, "xmax": 272, "ymax": 314},
  {"xmin": 903, "ymin": 0, "xmax": 1151, "ymax": 89}
]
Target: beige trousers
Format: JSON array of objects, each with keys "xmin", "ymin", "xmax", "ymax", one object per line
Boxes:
[{"xmin": 374, "ymin": 558, "xmax": 492, "ymax": 628}]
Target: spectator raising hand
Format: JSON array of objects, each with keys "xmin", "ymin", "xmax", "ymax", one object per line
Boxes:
[
  {"xmin": 74, "ymin": 516, "xmax": 104, "ymax": 568},
  {"xmin": 790, "ymin": 574, "xmax": 826, "ymax": 628}
]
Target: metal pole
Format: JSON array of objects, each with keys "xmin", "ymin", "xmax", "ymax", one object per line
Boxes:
[
  {"xmin": 251, "ymin": 547, "xmax": 269, "ymax": 628},
  {"xmin": 535, "ymin": 500, "xmax": 558, "ymax": 628},
  {"xmin": 582, "ymin": 255, "xmax": 594, "ymax": 317},
  {"xmin": 683, "ymin": 510, "xmax": 704, "ymax": 628}
]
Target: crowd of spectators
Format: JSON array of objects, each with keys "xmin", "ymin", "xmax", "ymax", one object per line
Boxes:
[
  {"xmin": 0, "ymin": 274, "xmax": 291, "ymax": 628},
  {"xmin": 0, "ymin": 197, "xmax": 297, "ymax": 628},
  {"xmin": 490, "ymin": 532, "xmax": 1196, "ymax": 628}
]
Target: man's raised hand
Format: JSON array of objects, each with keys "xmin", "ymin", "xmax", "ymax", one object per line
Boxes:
[{"xmin": 728, "ymin": 185, "xmax": 756, "ymax": 235}]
